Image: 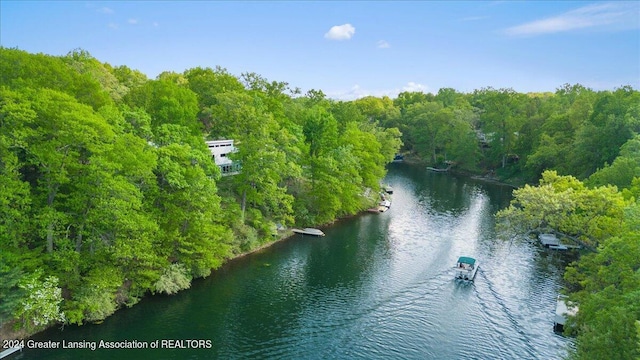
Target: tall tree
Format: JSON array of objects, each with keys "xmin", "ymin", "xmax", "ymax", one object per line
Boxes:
[
  {"xmin": 151, "ymin": 124, "xmax": 231, "ymax": 277},
  {"xmin": 184, "ymin": 66, "xmax": 244, "ymax": 131},
  {"xmin": 570, "ymin": 88, "xmax": 640, "ymax": 178},
  {"xmin": 473, "ymin": 88, "xmax": 527, "ymax": 168},
  {"xmin": 124, "ymin": 79, "xmax": 201, "ymax": 135}
]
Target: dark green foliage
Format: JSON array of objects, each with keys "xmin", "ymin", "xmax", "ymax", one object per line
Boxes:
[
  {"xmin": 0, "ymin": 258, "xmax": 24, "ymax": 324},
  {"xmin": 588, "ymin": 135, "xmax": 640, "ymax": 189},
  {"xmin": 570, "ymin": 88, "xmax": 640, "ymax": 178},
  {"xmin": 565, "ymin": 234, "xmax": 640, "ymax": 360},
  {"xmin": 498, "ymin": 173, "xmax": 639, "ymax": 359},
  {"xmin": 398, "ymin": 98, "xmax": 478, "ymax": 168},
  {"xmin": 0, "ymin": 49, "xmax": 402, "ymax": 332},
  {"xmin": 123, "ymin": 78, "xmax": 201, "ymax": 135},
  {"xmin": 2, "ymin": 47, "xmax": 639, "ymax": 360}
]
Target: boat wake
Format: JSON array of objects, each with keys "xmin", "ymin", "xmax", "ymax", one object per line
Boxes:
[{"xmin": 475, "ymin": 268, "xmax": 540, "ymax": 359}]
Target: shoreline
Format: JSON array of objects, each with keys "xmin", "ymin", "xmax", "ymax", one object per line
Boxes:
[
  {"xmin": 0, "ymin": 229, "xmax": 301, "ymax": 349},
  {"xmin": 399, "ymin": 156, "xmax": 523, "ymax": 189},
  {"xmin": 0, "ymin": 192, "xmax": 379, "ymax": 349},
  {"xmin": 469, "ymin": 174, "xmax": 520, "ymax": 188},
  {"xmin": 228, "ymin": 229, "xmax": 296, "ymax": 260},
  {"xmin": 0, "ymin": 231, "xmax": 300, "ymax": 351},
  {"xmin": 1, "ymin": 163, "xmax": 518, "ymax": 350},
  {"xmin": 1, "ymin": 163, "xmax": 518, "ymax": 348}
]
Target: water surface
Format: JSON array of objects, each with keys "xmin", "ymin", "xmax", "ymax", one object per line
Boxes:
[{"xmin": 23, "ymin": 163, "xmax": 574, "ymax": 359}]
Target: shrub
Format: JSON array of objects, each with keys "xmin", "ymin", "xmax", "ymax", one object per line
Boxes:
[{"xmin": 153, "ymin": 263, "xmax": 192, "ymax": 295}]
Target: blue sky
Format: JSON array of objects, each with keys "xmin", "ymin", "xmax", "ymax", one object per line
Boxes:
[{"xmin": 1, "ymin": 1, "xmax": 639, "ymax": 100}]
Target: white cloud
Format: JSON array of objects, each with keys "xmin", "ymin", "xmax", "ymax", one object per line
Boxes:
[
  {"xmin": 153, "ymin": 22, "xmax": 159, "ymax": 27},
  {"xmin": 108, "ymin": 22, "xmax": 118, "ymax": 30},
  {"xmin": 328, "ymin": 84, "xmax": 369, "ymax": 100},
  {"xmin": 326, "ymin": 82, "xmax": 430, "ymax": 101},
  {"xmin": 324, "ymin": 24, "xmax": 355, "ymax": 40},
  {"xmin": 402, "ymin": 82, "xmax": 428, "ymax": 92},
  {"xmin": 504, "ymin": 2, "xmax": 640, "ymax": 36},
  {"xmin": 377, "ymin": 40, "xmax": 390, "ymax": 49},
  {"xmin": 128, "ymin": 18, "xmax": 138, "ymax": 25},
  {"xmin": 98, "ymin": 7, "xmax": 114, "ymax": 14}
]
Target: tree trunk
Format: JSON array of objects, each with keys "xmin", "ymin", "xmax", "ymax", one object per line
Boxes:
[
  {"xmin": 76, "ymin": 224, "xmax": 83, "ymax": 252},
  {"xmin": 47, "ymin": 222, "xmax": 54, "ymax": 253},
  {"xmin": 46, "ymin": 181, "xmax": 58, "ymax": 253},
  {"xmin": 241, "ymin": 188, "xmax": 247, "ymax": 224},
  {"xmin": 181, "ymin": 219, "xmax": 190, "ymax": 234}
]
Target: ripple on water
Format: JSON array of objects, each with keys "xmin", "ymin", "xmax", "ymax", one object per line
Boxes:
[{"xmin": 22, "ymin": 165, "xmax": 573, "ymax": 360}]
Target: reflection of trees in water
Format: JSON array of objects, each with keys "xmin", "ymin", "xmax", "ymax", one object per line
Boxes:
[
  {"xmin": 389, "ymin": 163, "xmax": 513, "ymax": 216},
  {"xmin": 421, "ymin": 174, "xmax": 471, "ymax": 214}
]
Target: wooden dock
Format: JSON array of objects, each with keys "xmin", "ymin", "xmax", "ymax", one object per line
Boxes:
[
  {"xmin": 292, "ymin": 228, "xmax": 325, "ymax": 236},
  {"xmin": 0, "ymin": 346, "xmax": 23, "ymax": 359},
  {"xmin": 539, "ymin": 233, "xmax": 560, "ymax": 247},
  {"xmin": 539, "ymin": 233, "xmax": 582, "ymax": 250}
]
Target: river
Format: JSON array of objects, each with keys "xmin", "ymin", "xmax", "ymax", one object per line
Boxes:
[{"xmin": 20, "ymin": 163, "xmax": 574, "ymax": 359}]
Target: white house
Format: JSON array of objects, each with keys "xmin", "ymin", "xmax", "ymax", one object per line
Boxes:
[{"xmin": 205, "ymin": 139, "xmax": 240, "ymax": 175}]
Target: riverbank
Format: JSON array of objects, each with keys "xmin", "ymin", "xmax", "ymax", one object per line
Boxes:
[
  {"xmin": 10, "ymin": 162, "xmax": 573, "ymax": 360},
  {"xmin": 0, "ymin": 185, "xmax": 381, "ymax": 351},
  {"xmin": 0, "ymin": 229, "xmax": 305, "ymax": 350},
  {"xmin": 0, "ymin": 230, "xmax": 296, "ymax": 351},
  {"xmin": 400, "ymin": 154, "xmax": 523, "ymax": 189},
  {"xmin": 469, "ymin": 173, "xmax": 520, "ymax": 188}
]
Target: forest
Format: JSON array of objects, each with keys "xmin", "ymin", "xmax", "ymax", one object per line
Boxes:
[{"xmin": 0, "ymin": 47, "xmax": 639, "ymax": 359}]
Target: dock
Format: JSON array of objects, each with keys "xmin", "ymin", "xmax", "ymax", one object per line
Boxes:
[
  {"xmin": 368, "ymin": 197, "xmax": 391, "ymax": 213},
  {"xmin": 368, "ymin": 205, "xmax": 388, "ymax": 213},
  {"xmin": 368, "ymin": 189, "xmax": 392, "ymax": 214},
  {"xmin": 539, "ymin": 233, "xmax": 582, "ymax": 250},
  {"xmin": 0, "ymin": 346, "xmax": 23, "ymax": 359},
  {"xmin": 292, "ymin": 228, "xmax": 325, "ymax": 236},
  {"xmin": 554, "ymin": 295, "xmax": 578, "ymax": 332},
  {"xmin": 539, "ymin": 233, "xmax": 560, "ymax": 247}
]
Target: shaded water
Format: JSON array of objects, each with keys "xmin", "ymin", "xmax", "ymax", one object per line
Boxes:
[{"xmin": 21, "ymin": 163, "xmax": 574, "ymax": 359}]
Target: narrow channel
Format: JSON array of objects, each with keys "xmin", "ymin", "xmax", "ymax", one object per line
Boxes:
[{"xmin": 22, "ymin": 163, "xmax": 575, "ymax": 359}]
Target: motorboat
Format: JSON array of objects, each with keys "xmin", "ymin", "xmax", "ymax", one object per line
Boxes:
[{"xmin": 454, "ymin": 256, "xmax": 479, "ymax": 281}]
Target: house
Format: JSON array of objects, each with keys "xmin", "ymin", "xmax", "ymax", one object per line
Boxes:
[{"xmin": 206, "ymin": 139, "xmax": 240, "ymax": 175}]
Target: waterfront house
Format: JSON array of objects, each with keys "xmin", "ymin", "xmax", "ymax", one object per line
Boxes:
[{"xmin": 206, "ymin": 139, "xmax": 241, "ymax": 175}]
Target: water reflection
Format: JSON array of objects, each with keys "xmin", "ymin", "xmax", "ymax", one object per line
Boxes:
[{"xmin": 24, "ymin": 163, "xmax": 573, "ymax": 360}]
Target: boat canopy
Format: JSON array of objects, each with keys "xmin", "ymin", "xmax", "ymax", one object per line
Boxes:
[{"xmin": 457, "ymin": 256, "xmax": 476, "ymax": 265}]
